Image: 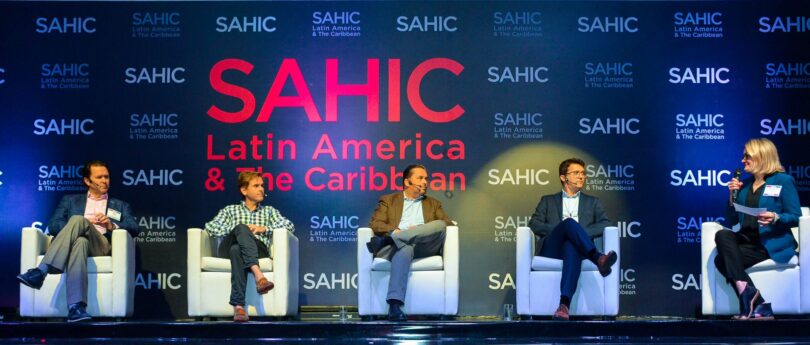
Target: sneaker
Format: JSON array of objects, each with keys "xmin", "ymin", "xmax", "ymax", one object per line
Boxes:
[
  {"xmin": 67, "ymin": 303, "xmax": 92, "ymax": 322},
  {"xmin": 17, "ymin": 268, "xmax": 46, "ymax": 290}
]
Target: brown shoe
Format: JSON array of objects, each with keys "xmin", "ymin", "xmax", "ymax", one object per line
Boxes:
[
  {"xmin": 233, "ymin": 306, "xmax": 249, "ymax": 322},
  {"xmin": 553, "ymin": 304, "xmax": 570, "ymax": 321},
  {"xmin": 256, "ymin": 277, "xmax": 274, "ymax": 295},
  {"xmin": 597, "ymin": 251, "xmax": 617, "ymax": 277}
]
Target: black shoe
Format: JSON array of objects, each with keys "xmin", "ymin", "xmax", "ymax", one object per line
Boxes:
[
  {"xmin": 748, "ymin": 303, "xmax": 775, "ymax": 321},
  {"xmin": 67, "ymin": 303, "xmax": 92, "ymax": 323},
  {"xmin": 387, "ymin": 302, "xmax": 407, "ymax": 322},
  {"xmin": 366, "ymin": 236, "xmax": 390, "ymax": 254},
  {"xmin": 738, "ymin": 285, "xmax": 765, "ymax": 320},
  {"xmin": 596, "ymin": 251, "xmax": 617, "ymax": 277},
  {"xmin": 17, "ymin": 268, "xmax": 46, "ymax": 290}
]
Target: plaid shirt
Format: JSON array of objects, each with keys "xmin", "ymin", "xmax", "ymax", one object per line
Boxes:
[{"xmin": 204, "ymin": 201, "xmax": 295, "ymax": 248}]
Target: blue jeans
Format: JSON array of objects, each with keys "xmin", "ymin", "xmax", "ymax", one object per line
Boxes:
[{"xmin": 538, "ymin": 218, "xmax": 598, "ymax": 299}]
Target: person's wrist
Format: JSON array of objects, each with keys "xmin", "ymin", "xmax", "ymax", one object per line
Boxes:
[{"xmin": 773, "ymin": 212, "xmax": 780, "ymax": 223}]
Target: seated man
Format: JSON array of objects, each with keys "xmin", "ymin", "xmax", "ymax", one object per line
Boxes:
[
  {"xmin": 204, "ymin": 171, "xmax": 295, "ymax": 322},
  {"xmin": 367, "ymin": 164, "xmax": 454, "ymax": 321},
  {"xmin": 17, "ymin": 160, "xmax": 140, "ymax": 322},
  {"xmin": 528, "ymin": 158, "xmax": 617, "ymax": 320}
]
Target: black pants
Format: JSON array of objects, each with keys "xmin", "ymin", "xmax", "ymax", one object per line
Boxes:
[
  {"xmin": 218, "ymin": 224, "xmax": 270, "ymax": 306},
  {"xmin": 713, "ymin": 229, "xmax": 770, "ymax": 287}
]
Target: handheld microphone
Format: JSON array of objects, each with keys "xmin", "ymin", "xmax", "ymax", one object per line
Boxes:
[{"xmin": 731, "ymin": 168, "xmax": 741, "ymax": 202}]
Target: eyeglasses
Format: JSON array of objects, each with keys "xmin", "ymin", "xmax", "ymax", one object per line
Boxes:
[
  {"xmin": 742, "ymin": 152, "xmax": 753, "ymax": 161},
  {"xmin": 566, "ymin": 171, "xmax": 586, "ymax": 177}
]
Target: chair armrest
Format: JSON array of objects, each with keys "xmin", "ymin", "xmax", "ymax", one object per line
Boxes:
[
  {"xmin": 20, "ymin": 227, "xmax": 48, "ymax": 316},
  {"xmin": 603, "ymin": 226, "xmax": 619, "ymax": 316},
  {"xmin": 20, "ymin": 227, "xmax": 48, "ymax": 272},
  {"xmin": 700, "ymin": 221, "xmax": 723, "ymax": 315},
  {"xmin": 187, "ymin": 228, "xmax": 207, "ymax": 316},
  {"xmin": 272, "ymin": 228, "xmax": 299, "ymax": 316},
  {"xmin": 799, "ymin": 215, "xmax": 810, "ymax": 313},
  {"xmin": 515, "ymin": 227, "xmax": 533, "ymax": 315},
  {"xmin": 443, "ymin": 225, "xmax": 459, "ymax": 315},
  {"xmin": 111, "ymin": 229, "xmax": 135, "ymax": 316},
  {"xmin": 357, "ymin": 227, "xmax": 373, "ymax": 315}
]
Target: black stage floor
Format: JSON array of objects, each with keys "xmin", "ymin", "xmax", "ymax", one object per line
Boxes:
[{"xmin": 1, "ymin": 318, "xmax": 810, "ymax": 344}]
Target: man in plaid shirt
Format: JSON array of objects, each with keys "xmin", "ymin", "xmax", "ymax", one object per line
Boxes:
[{"xmin": 205, "ymin": 171, "xmax": 295, "ymax": 322}]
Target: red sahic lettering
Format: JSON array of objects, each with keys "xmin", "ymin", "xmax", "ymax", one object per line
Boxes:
[{"xmin": 207, "ymin": 58, "xmax": 464, "ymax": 123}]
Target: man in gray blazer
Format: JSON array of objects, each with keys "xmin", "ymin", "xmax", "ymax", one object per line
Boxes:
[
  {"xmin": 17, "ymin": 160, "xmax": 139, "ymax": 322},
  {"xmin": 528, "ymin": 158, "xmax": 616, "ymax": 320}
]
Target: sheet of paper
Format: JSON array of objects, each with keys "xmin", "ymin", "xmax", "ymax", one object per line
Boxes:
[{"xmin": 733, "ymin": 203, "xmax": 767, "ymax": 217}]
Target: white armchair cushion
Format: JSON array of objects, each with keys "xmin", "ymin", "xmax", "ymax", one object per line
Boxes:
[
  {"xmin": 516, "ymin": 226, "xmax": 620, "ymax": 316},
  {"xmin": 531, "ymin": 256, "xmax": 599, "ymax": 272},
  {"xmin": 201, "ymin": 257, "xmax": 273, "ymax": 272},
  {"xmin": 744, "ymin": 257, "xmax": 798, "ymax": 273},
  {"xmin": 357, "ymin": 226, "xmax": 459, "ymax": 316},
  {"xmin": 187, "ymin": 228, "xmax": 298, "ymax": 317},
  {"xmin": 372, "ymin": 256, "xmax": 443, "ymax": 271},
  {"xmin": 19, "ymin": 227, "xmax": 135, "ymax": 318},
  {"xmin": 701, "ymin": 206, "xmax": 809, "ymax": 315}
]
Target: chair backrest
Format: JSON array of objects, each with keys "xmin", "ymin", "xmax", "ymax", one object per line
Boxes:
[{"xmin": 794, "ymin": 207, "xmax": 810, "ymax": 248}]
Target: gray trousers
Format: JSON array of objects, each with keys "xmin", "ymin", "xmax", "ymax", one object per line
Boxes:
[
  {"xmin": 375, "ymin": 220, "xmax": 447, "ymax": 303},
  {"xmin": 40, "ymin": 215, "xmax": 111, "ymax": 306}
]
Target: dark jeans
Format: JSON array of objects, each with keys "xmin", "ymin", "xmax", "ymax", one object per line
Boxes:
[
  {"xmin": 714, "ymin": 229, "xmax": 770, "ymax": 288},
  {"xmin": 538, "ymin": 218, "xmax": 598, "ymax": 299},
  {"xmin": 218, "ymin": 224, "xmax": 270, "ymax": 306}
]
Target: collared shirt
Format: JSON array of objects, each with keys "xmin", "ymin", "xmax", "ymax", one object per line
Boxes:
[
  {"xmin": 561, "ymin": 189, "xmax": 580, "ymax": 223},
  {"xmin": 205, "ymin": 201, "xmax": 295, "ymax": 248},
  {"xmin": 398, "ymin": 192, "xmax": 425, "ymax": 231},
  {"xmin": 84, "ymin": 192, "xmax": 109, "ymax": 235}
]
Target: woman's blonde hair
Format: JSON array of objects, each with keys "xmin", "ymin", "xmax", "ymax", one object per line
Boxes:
[{"xmin": 744, "ymin": 138, "xmax": 784, "ymax": 176}]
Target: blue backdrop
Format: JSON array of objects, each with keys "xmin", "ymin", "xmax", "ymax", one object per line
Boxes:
[{"xmin": 1, "ymin": 1, "xmax": 809, "ymax": 318}]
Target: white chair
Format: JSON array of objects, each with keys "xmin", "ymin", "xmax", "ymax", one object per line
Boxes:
[
  {"xmin": 515, "ymin": 226, "xmax": 620, "ymax": 317},
  {"xmin": 356, "ymin": 226, "xmax": 459, "ymax": 316},
  {"xmin": 19, "ymin": 227, "xmax": 135, "ymax": 318},
  {"xmin": 187, "ymin": 228, "xmax": 299, "ymax": 317},
  {"xmin": 701, "ymin": 207, "xmax": 810, "ymax": 316}
]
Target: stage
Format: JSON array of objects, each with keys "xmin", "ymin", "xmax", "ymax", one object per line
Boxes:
[{"xmin": 1, "ymin": 317, "xmax": 809, "ymax": 344}]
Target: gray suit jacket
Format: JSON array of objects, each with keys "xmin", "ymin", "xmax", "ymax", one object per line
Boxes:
[{"xmin": 528, "ymin": 191, "xmax": 611, "ymax": 251}]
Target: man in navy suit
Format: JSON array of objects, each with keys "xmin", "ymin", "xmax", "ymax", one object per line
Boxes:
[
  {"xmin": 17, "ymin": 160, "xmax": 139, "ymax": 322},
  {"xmin": 528, "ymin": 158, "xmax": 616, "ymax": 320}
]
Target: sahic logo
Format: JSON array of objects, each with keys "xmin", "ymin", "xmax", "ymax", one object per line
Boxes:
[{"xmin": 207, "ymin": 58, "xmax": 464, "ymax": 124}]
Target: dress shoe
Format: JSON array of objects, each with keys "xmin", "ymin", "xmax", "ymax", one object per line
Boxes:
[
  {"xmin": 735, "ymin": 285, "xmax": 765, "ymax": 320},
  {"xmin": 17, "ymin": 268, "xmax": 46, "ymax": 290},
  {"xmin": 256, "ymin": 277, "xmax": 274, "ymax": 294},
  {"xmin": 366, "ymin": 235, "xmax": 391, "ymax": 254},
  {"xmin": 67, "ymin": 303, "xmax": 92, "ymax": 323},
  {"xmin": 387, "ymin": 303, "xmax": 407, "ymax": 322},
  {"xmin": 233, "ymin": 306, "xmax": 249, "ymax": 322},
  {"xmin": 596, "ymin": 251, "xmax": 617, "ymax": 277},
  {"xmin": 552, "ymin": 304, "xmax": 570, "ymax": 321}
]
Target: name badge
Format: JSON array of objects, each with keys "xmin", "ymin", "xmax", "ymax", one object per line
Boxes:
[
  {"xmin": 107, "ymin": 208, "xmax": 122, "ymax": 222},
  {"xmin": 763, "ymin": 185, "xmax": 782, "ymax": 197}
]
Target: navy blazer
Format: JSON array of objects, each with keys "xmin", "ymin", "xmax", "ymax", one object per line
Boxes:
[
  {"xmin": 724, "ymin": 172, "xmax": 801, "ymax": 263},
  {"xmin": 528, "ymin": 191, "xmax": 611, "ymax": 250},
  {"xmin": 47, "ymin": 194, "xmax": 140, "ymax": 238}
]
